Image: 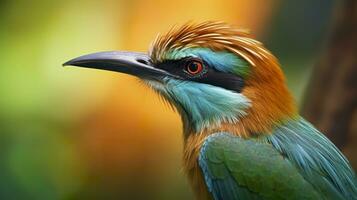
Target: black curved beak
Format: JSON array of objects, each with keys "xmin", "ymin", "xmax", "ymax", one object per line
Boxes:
[{"xmin": 63, "ymin": 51, "xmax": 174, "ymax": 79}]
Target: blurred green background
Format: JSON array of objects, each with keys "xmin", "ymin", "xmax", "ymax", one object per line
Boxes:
[{"xmin": 0, "ymin": 0, "xmax": 340, "ymax": 199}]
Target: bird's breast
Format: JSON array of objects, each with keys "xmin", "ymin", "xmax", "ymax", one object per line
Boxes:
[{"xmin": 183, "ymin": 133, "xmax": 213, "ymax": 200}]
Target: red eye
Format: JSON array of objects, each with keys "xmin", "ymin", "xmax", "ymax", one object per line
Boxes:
[{"xmin": 186, "ymin": 60, "xmax": 203, "ymax": 75}]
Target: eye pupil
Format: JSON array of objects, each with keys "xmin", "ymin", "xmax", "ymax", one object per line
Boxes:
[
  {"xmin": 186, "ymin": 60, "xmax": 203, "ymax": 75},
  {"xmin": 190, "ymin": 63, "xmax": 198, "ymax": 71}
]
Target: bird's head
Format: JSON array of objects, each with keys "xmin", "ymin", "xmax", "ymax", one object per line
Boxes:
[{"xmin": 64, "ymin": 22, "xmax": 296, "ymax": 136}]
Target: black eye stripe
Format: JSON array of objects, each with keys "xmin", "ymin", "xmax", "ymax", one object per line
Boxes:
[{"xmin": 155, "ymin": 58, "xmax": 244, "ymax": 93}]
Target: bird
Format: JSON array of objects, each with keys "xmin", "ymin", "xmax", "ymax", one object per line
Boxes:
[{"xmin": 64, "ymin": 21, "xmax": 357, "ymax": 200}]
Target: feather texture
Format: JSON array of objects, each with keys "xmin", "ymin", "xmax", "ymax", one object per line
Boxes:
[
  {"xmin": 199, "ymin": 132, "xmax": 321, "ymax": 200},
  {"xmin": 267, "ymin": 117, "xmax": 357, "ymax": 199},
  {"xmin": 149, "ymin": 21, "xmax": 262, "ymax": 67},
  {"xmin": 145, "ymin": 78, "xmax": 251, "ymax": 133}
]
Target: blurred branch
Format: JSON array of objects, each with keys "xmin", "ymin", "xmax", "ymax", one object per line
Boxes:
[{"xmin": 302, "ymin": 0, "xmax": 357, "ymax": 169}]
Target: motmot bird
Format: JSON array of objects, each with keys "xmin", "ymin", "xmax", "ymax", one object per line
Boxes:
[{"xmin": 64, "ymin": 22, "xmax": 357, "ymax": 200}]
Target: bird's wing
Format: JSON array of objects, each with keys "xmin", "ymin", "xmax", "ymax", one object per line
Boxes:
[
  {"xmin": 198, "ymin": 132, "xmax": 321, "ymax": 200},
  {"xmin": 267, "ymin": 118, "xmax": 357, "ymax": 200}
]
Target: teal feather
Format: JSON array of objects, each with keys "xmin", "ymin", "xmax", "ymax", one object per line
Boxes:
[
  {"xmin": 146, "ymin": 78, "xmax": 251, "ymax": 132},
  {"xmin": 267, "ymin": 117, "xmax": 357, "ymax": 199}
]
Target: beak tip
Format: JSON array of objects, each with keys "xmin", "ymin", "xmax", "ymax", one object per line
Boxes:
[
  {"xmin": 62, "ymin": 59, "xmax": 77, "ymax": 67},
  {"xmin": 62, "ymin": 62, "xmax": 68, "ymax": 67}
]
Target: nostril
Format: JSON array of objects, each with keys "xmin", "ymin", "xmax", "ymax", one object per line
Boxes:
[{"xmin": 137, "ymin": 59, "xmax": 149, "ymax": 65}]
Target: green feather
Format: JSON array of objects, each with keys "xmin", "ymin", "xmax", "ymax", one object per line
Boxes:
[{"xmin": 199, "ymin": 133, "xmax": 321, "ymax": 200}]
